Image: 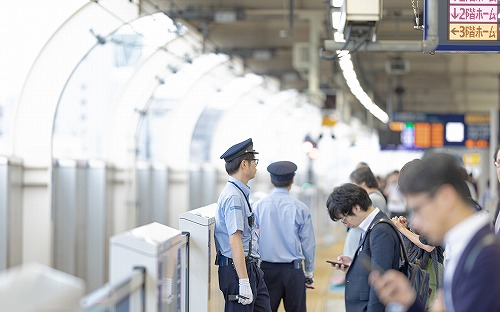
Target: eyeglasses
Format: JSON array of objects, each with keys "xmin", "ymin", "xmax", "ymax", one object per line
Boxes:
[
  {"xmin": 340, "ymin": 214, "xmax": 348, "ymax": 224},
  {"xmin": 407, "ymin": 192, "xmax": 436, "ymax": 220},
  {"xmin": 248, "ymin": 159, "xmax": 259, "ymax": 165},
  {"xmin": 494, "ymin": 160, "xmax": 500, "ymax": 168}
]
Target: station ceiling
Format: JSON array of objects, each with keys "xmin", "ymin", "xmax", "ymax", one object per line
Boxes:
[{"xmin": 147, "ymin": 0, "xmax": 500, "ymax": 121}]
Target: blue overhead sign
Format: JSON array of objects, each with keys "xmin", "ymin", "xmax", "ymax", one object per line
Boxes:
[{"xmin": 426, "ymin": 0, "xmax": 500, "ymax": 52}]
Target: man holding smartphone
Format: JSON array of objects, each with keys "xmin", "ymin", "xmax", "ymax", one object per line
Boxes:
[{"xmin": 326, "ymin": 183, "xmax": 401, "ymax": 312}]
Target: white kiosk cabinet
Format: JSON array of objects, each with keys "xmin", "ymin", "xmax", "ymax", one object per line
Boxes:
[
  {"xmin": 110, "ymin": 222, "xmax": 188, "ymax": 312},
  {"xmin": 179, "ymin": 204, "xmax": 223, "ymax": 312}
]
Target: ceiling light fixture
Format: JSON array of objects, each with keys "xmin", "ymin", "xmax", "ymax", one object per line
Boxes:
[{"xmin": 337, "ymin": 51, "xmax": 389, "ymax": 123}]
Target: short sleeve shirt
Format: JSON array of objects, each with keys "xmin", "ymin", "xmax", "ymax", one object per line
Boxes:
[
  {"xmin": 253, "ymin": 188, "xmax": 316, "ymax": 272},
  {"xmin": 214, "ymin": 177, "xmax": 260, "ymax": 258}
]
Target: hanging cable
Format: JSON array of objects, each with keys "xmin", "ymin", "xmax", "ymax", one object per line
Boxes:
[
  {"xmin": 411, "ymin": 0, "xmax": 424, "ymax": 30},
  {"xmin": 320, "ymin": 24, "xmax": 352, "ymax": 60}
]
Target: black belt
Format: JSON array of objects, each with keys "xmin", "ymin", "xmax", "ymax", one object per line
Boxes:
[
  {"xmin": 216, "ymin": 254, "xmax": 260, "ymax": 267},
  {"xmin": 261, "ymin": 259, "xmax": 303, "ymax": 269}
]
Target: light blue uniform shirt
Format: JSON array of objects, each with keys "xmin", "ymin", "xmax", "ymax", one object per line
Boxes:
[
  {"xmin": 215, "ymin": 177, "xmax": 260, "ymax": 259},
  {"xmin": 369, "ymin": 190, "xmax": 388, "ymax": 216},
  {"xmin": 253, "ymin": 188, "xmax": 316, "ymax": 273}
]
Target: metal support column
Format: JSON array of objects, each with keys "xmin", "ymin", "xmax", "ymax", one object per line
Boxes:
[
  {"xmin": 387, "ymin": 75, "xmax": 394, "ymax": 119},
  {"xmin": 0, "ymin": 157, "xmax": 23, "ymax": 271},
  {"xmin": 308, "ymin": 17, "xmax": 321, "ymax": 105}
]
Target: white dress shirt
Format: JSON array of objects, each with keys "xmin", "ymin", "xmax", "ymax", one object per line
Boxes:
[{"xmin": 358, "ymin": 207, "xmax": 381, "ymax": 241}]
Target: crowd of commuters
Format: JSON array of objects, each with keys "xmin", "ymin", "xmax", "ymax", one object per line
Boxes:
[
  {"xmin": 329, "ymin": 153, "xmax": 500, "ymax": 312},
  {"xmin": 370, "ymin": 153, "xmax": 500, "ymax": 311},
  {"xmin": 214, "ymin": 137, "xmax": 500, "ymax": 312}
]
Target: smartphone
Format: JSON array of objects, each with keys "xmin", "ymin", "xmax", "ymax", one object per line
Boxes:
[
  {"xmin": 326, "ymin": 260, "xmax": 350, "ymax": 268},
  {"xmin": 228, "ymin": 294, "xmax": 249, "ymax": 301},
  {"xmin": 228, "ymin": 295, "xmax": 238, "ymax": 301}
]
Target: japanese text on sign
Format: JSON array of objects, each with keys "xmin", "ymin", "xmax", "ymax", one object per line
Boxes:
[
  {"xmin": 449, "ymin": 23, "xmax": 498, "ymax": 39},
  {"xmin": 449, "ymin": 5, "xmax": 497, "ymax": 22},
  {"xmin": 448, "ymin": 0, "xmax": 500, "ymax": 41}
]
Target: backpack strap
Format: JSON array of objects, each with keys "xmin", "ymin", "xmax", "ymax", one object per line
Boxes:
[{"xmin": 366, "ymin": 218, "xmax": 410, "ymax": 267}]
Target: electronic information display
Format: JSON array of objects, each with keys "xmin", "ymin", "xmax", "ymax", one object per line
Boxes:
[{"xmin": 380, "ymin": 112, "xmax": 492, "ymax": 150}]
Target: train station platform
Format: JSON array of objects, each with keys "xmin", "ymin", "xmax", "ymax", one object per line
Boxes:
[{"xmin": 279, "ymin": 232, "xmax": 347, "ymax": 312}]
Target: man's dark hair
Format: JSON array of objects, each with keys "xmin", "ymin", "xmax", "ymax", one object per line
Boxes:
[
  {"xmin": 398, "ymin": 153, "xmax": 470, "ymax": 201},
  {"xmin": 271, "ymin": 179, "xmax": 293, "ymax": 188},
  {"xmin": 225, "ymin": 153, "xmax": 254, "ymax": 175},
  {"xmin": 350, "ymin": 166, "xmax": 379, "ymax": 188},
  {"xmin": 326, "ymin": 183, "xmax": 372, "ymax": 222}
]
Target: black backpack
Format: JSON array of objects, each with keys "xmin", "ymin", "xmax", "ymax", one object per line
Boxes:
[{"xmin": 367, "ymin": 219, "xmax": 431, "ymax": 307}]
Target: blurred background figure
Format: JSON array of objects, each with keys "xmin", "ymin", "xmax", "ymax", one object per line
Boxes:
[
  {"xmin": 479, "ymin": 180, "xmax": 492, "ymax": 211},
  {"xmin": 384, "ymin": 170, "xmax": 407, "ymax": 219},
  {"xmin": 459, "ymin": 166, "xmax": 478, "ymax": 202},
  {"xmin": 350, "ymin": 166, "xmax": 388, "ymax": 216}
]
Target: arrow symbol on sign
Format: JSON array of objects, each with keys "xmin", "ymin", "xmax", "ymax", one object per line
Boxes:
[
  {"xmin": 451, "ymin": 28, "xmax": 458, "ymax": 35},
  {"xmin": 451, "ymin": 7, "xmax": 459, "ymax": 19}
]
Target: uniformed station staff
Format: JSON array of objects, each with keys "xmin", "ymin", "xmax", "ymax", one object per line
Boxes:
[
  {"xmin": 254, "ymin": 161, "xmax": 316, "ymax": 312},
  {"xmin": 214, "ymin": 138, "xmax": 272, "ymax": 312}
]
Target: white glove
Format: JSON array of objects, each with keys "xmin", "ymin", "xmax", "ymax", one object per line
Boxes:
[
  {"xmin": 305, "ymin": 271, "xmax": 314, "ymax": 289},
  {"xmin": 238, "ymin": 278, "xmax": 253, "ymax": 305}
]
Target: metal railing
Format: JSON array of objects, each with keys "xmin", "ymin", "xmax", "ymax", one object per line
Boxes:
[{"xmin": 80, "ymin": 266, "xmax": 146, "ymax": 312}]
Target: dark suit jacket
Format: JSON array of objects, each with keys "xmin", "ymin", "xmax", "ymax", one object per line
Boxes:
[
  {"xmin": 408, "ymin": 224, "xmax": 500, "ymax": 312},
  {"xmin": 345, "ymin": 211, "xmax": 401, "ymax": 312}
]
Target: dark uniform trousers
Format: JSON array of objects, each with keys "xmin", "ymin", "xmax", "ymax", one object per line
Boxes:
[
  {"xmin": 218, "ymin": 257, "xmax": 272, "ymax": 312},
  {"xmin": 260, "ymin": 260, "xmax": 306, "ymax": 312}
]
